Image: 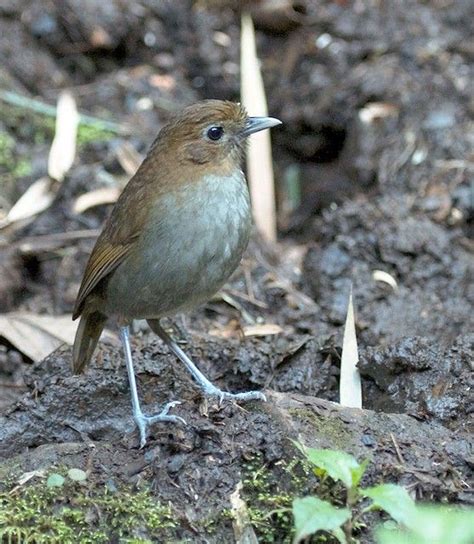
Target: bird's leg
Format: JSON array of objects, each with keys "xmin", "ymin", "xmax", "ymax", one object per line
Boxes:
[
  {"xmin": 148, "ymin": 319, "xmax": 266, "ymax": 403},
  {"xmin": 120, "ymin": 325, "xmax": 185, "ymax": 447}
]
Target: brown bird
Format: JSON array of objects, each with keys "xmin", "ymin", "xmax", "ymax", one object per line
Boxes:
[{"xmin": 72, "ymin": 100, "xmax": 281, "ymax": 446}]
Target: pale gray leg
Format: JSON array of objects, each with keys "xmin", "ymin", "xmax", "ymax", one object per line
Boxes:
[
  {"xmin": 148, "ymin": 320, "xmax": 266, "ymax": 402},
  {"xmin": 120, "ymin": 326, "xmax": 185, "ymax": 447}
]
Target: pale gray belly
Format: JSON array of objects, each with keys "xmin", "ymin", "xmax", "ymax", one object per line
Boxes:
[{"xmin": 104, "ymin": 174, "xmax": 251, "ymax": 320}]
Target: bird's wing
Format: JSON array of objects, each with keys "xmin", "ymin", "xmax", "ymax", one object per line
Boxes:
[
  {"xmin": 73, "ymin": 152, "xmax": 161, "ymax": 319},
  {"xmin": 72, "ymin": 239, "xmax": 135, "ymax": 319}
]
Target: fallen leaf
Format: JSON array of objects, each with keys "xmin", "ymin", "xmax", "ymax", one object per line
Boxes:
[
  {"xmin": 243, "ymin": 323, "xmax": 283, "ymax": 337},
  {"xmin": 0, "ymin": 313, "xmax": 78, "ymax": 362},
  {"xmin": 359, "ymin": 102, "xmax": 399, "ymax": 124},
  {"xmin": 72, "ymin": 187, "xmax": 121, "ymax": 214},
  {"xmin": 4, "ymin": 177, "xmax": 55, "ymax": 224},
  {"xmin": 1, "ymin": 91, "xmax": 79, "ymax": 231},
  {"xmin": 208, "ymin": 320, "xmax": 243, "ymax": 339},
  {"xmin": 48, "ymin": 91, "xmax": 79, "ymax": 182},
  {"xmin": 339, "ymin": 286, "xmax": 362, "ymax": 408},
  {"xmin": 372, "ymin": 270, "xmax": 398, "ymax": 290}
]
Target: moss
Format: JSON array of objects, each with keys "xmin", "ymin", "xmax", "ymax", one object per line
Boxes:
[
  {"xmin": 76, "ymin": 123, "xmax": 115, "ymax": 146},
  {"xmin": 0, "ymin": 131, "xmax": 32, "ymax": 179},
  {"xmin": 0, "ymin": 473, "xmax": 177, "ymax": 543},
  {"xmin": 288, "ymin": 408, "xmax": 353, "ymax": 451},
  {"xmin": 0, "ymin": 106, "xmax": 114, "ymax": 177},
  {"xmin": 239, "ymin": 455, "xmax": 307, "ymax": 543}
]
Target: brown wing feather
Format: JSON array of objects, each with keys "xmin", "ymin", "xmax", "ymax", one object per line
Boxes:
[
  {"xmin": 72, "ymin": 147, "xmax": 165, "ymax": 320},
  {"xmin": 72, "ymin": 241, "xmax": 134, "ymax": 319}
]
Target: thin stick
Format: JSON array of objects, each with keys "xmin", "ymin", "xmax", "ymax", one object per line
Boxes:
[{"xmin": 0, "ymin": 89, "xmax": 127, "ymax": 134}]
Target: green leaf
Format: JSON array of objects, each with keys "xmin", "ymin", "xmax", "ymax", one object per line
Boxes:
[
  {"xmin": 292, "ymin": 496, "xmax": 351, "ymax": 543},
  {"xmin": 376, "ymin": 505, "xmax": 474, "ymax": 544},
  {"xmin": 67, "ymin": 468, "xmax": 87, "ymax": 482},
  {"xmin": 46, "ymin": 473, "xmax": 65, "ymax": 488},
  {"xmin": 303, "ymin": 448, "xmax": 364, "ymax": 489},
  {"xmin": 351, "ymin": 458, "xmax": 369, "ymax": 487},
  {"xmin": 363, "ymin": 484, "xmax": 416, "ymax": 526}
]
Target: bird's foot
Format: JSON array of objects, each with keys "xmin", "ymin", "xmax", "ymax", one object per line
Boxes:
[
  {"xmin": 202, "ymin": 384, "xmax": 266, "ymax": 404},
  {"xmin": 133, "ymin": 400, "xmax": 186, "ymax": 448}
]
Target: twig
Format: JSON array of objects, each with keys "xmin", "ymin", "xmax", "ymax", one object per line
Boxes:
[
  {"xmin": 390, "ymin": 432, "xmax": 405, "ymax": 464},
  {"xmin": 0, "ymin": 89, "xmax": 128, "ymax": 134},
  {"xmin": 224, "ymin": 287, "xmax": 268, "ymax": 309},
  {"xmin": 3, "ymin": 229, "xmax": 100, "ymax": 253}
]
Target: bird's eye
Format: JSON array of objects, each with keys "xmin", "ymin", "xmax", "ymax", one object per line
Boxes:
[{"xmin": 207, "ymin": 126, "xmax": 224, "ymax": 141}]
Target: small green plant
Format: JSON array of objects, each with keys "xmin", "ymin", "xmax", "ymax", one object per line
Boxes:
[
  {"xmin": 291, "ymin": 444, "xmax": 474, "ymax": 544},
  {"xmin": 376, "ymin": 505, "xmax": 474, "ymax": 544},
  {"xmin": 292, "ymin": 444, "xmax": 417, "ymax": 543}
]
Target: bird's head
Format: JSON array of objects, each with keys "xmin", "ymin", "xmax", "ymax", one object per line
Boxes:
[{"xmin": 154, "ymin": 100, "xmax": 281, "ymax": 171}]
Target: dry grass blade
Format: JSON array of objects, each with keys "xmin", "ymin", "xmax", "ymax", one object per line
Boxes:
[
  {"xmin": 48, "ymin": 91, "xmax": 79, "ymax": 182},
  {"xmin": 339, "ymin": 286, "xmax": 362, "ymax": 408},
  {"xmin": 240, "ymin": 12, "xmax": 277, "ymax": 243},
  {"xmin": 229, "ymin": 481, "xmax": 259, "ymax": 544},
  {"xmin": 72, "ymin": 187, "xmax": 121, "ymax": 214},
  {"xmin": 0, "ymin": 313, "xmax": 78, "ymax": 362}
]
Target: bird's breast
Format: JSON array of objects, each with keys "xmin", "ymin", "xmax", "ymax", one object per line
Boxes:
[{"xmin": 105, "ymin": 170, "xmax": 252, "ymax": 319}]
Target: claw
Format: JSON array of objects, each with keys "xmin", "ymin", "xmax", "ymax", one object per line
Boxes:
[{"xmin": 134, "ymin": 402, "xmax": 186, "ymax": 448}]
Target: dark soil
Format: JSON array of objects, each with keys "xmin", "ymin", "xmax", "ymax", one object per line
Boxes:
[{"xmin": 0, "ymin": 1, "xmax": 473, "ymax": 542}]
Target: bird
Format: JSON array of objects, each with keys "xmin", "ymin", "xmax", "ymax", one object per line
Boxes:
[{"xmin": 72, "ymin": 99, "xmax": 282, "ymax": 447}]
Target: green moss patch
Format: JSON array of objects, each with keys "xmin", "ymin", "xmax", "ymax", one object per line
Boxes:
[{"xmin": 0, "ymin": 474, "xmax": 177, "ymax": 543}]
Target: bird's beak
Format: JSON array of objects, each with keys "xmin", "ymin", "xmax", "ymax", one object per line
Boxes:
[{"xmin": 241, "ymin": 116, "xmax": 282, "ymax": 137}]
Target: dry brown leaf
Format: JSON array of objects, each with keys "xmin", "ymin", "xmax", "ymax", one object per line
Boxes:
[
  {"xmin": 0, "ymin": 313, "xmax": 78, "ymax": 362},
  {"xmin": 241, "ymin": 12, "xmax": 277, "ymax": 243},
  {"xmin": 4, "ymin": 177, "xmax": 55, "ymax": 224},
  {"xmin": 243, "ymin": 323, "xmax": 283, "ymax": 337},
  {"xmin": 48, "ymin": 91, "xmax": 79, "ymax": 182},
  {"xmin": 339, "ymin": 287, "xmax": 362, "ymax": 408},
  {"xmin": 72, "ymin": 187, "xmax": 121, "ymax": 214}
]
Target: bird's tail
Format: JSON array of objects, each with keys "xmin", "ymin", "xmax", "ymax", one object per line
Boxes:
[{"xmin": 72, "ymin": 311, "xmax": 107, "ymax": 374}]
